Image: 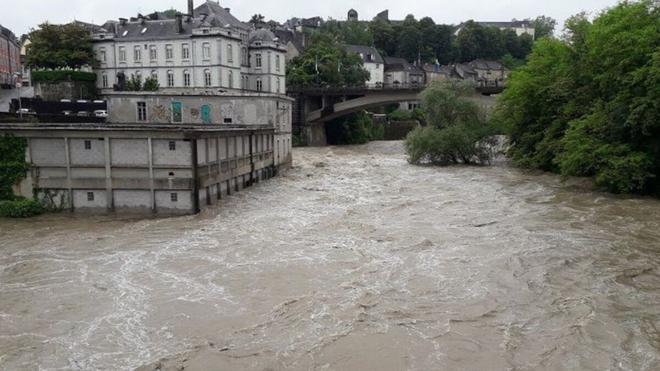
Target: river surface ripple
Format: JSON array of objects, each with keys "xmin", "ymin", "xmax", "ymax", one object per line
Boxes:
[{"xmin": 1, "ymin": 141, "xmax": 659, "ymax": 371}]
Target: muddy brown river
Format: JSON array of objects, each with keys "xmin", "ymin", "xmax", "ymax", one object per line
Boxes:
[{"xmin": 1, "ymin": 142, "xmax": 659, "ymax": 370}]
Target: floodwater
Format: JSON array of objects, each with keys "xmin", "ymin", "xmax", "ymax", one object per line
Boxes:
[{"xmin": 1, "ymin": 141, "xmax": 659, "ymax": 371}]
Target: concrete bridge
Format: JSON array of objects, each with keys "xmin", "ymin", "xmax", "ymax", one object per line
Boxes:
[{"xmin": 289, "ymin": 86, "xmax": 425, "ymax": 146}]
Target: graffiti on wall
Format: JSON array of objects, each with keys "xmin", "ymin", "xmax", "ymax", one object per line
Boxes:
[{"xmin": 150, "ymin": 104, "xmax": 170, "ymax": 122}]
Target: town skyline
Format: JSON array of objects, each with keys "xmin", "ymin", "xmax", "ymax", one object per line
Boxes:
[{"xmin": 4, "ymin": 0, "xmax": 622, "ymax": 37}]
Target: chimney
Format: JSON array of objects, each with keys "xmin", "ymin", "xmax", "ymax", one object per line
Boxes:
[
  {"xmin": 188, "ymin": 0, "xmax": 194, "ymax": 16},
  {"xmin": 176, "ymin": 13, "xmax": 183, "ymax": 33}
]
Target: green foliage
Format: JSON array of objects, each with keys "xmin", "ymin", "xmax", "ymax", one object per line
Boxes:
[
  {"xmin": 0, "ymin": 199, "xmax": 44, "ymax": 218},
  {"xmin": 126, "ymin": 74, "xmax": 143, "ymax": 91},
  {"xmin": 286, "ymin": 34, "xmax": 370, "ymax": 88},
  {"xmin": 31, "ymin": 70, "xmax": 97, "ymax": 83},
  {"xmin": 320, "ymin": 20, "xmax": 374, "ymax": 46},
  {"xmin": 143, "ymin": 77, "xmax": 160, "ymax": 91},
  {"xmin": 326, "ymin": 112, "xmax": 382, "ymax": 145},
  {"xmin": 388, "ymin": 108, "xmax": 425, "ymax": 123},
  {"xmin": 0, "ymin": 135, "xmax": 29, "ymax": 201},
  {"xmin": 530, "ymin": 15, "xmax": 558, "ymax": 39},
  {"xmin": 26, "ymin": 23, "xmax": 98, "ymax": 69},
  {"xmin": 495, "ymin": 0, "xmax": 660, "ymax": 195},
  {"xmin": 405, "ymin": 81, "xmax": 497, "ymax": 165},
  {"xmin": 405, "ymin": 124, "xmax": 495, "ymax": 165},
  {"xmin": 455, "ymin": 21, "xmax": 533, "ymax": 63},
  {"xmin": 499, "ymin": 54, "xmax": 526, "ymax": 70}
]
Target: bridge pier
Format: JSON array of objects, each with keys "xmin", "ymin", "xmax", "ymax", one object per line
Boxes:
[{"xmin": 303, "ymin": 122, "xmax": 327, "ymax": 146}]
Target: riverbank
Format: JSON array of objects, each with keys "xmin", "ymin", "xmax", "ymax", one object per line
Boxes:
[{"xmin": 1, "ymin": 141, "xmax": 659, "ymax": 370}]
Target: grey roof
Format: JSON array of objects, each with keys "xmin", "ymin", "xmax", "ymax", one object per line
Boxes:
[
  {"xmin": 384, "ymin": 57, "xmax": 423, "ymax": 72},
  {"xmin": 344, "ymin": 45, "xmax": 384, "ymax": 64},
  {"xmin": 249, "ymin": 28, "xmax": 277, "ymax": 44},
  {"xmin": 104, "ymin": 19, "xmax": 199, "ymax": 41},
  {"xmin": 96, "ymin": 1, "xmax": 252, "ymax": 42},
  {"xmin": 467, "ymin": 59, "xmax": 506, "ymax": 70},
  {"xmin": 0, "ymin": 24, "xmax": 19, "ymax": 45},
  {"xmin": 193, "ymin": 1, "xmax": 249, "ymax": 30}
]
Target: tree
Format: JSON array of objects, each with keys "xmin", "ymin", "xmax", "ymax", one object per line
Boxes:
[
  {"xmin": 25, "ymin": 23, "xmax": 98, "ymax": 69},
  {"xmin": 286, "ymin": 34, "xmax": 370, "ymax": 88},
  {"xmin": 530, "ymin": 16, "xmax": 557, "ymax": 39},
  {"xmin": 405, "ymin": 80, "xmax": 496, "ymax": 165},
  {"xmin": 249, "ymin": 14, "xmax": 265, "ymax": 27},
  {"xmin": 370, "ymin": 19, "xmax": 397, "ymax": 57},
  {"xmin": 143, "ymin": 77, "xmax": 160, "ymax": 91},
  {"xmin": 495, "ymin": 0, "xmax": 660, "ymax": 195},
  {"xmin": 455, "ymin": 21, "xmax": 486, "ymax": 62}
]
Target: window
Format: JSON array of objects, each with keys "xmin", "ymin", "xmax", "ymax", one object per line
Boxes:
[
  {"xmin": 102, "ymin": 73, "xmax": 108, "ymax": 88},
  {"xmin": 118, "ymin": 46, "xmax": 126, "ymax": 62},
  {"xmin": 134, "ymin": 46, "xmax": 141, "ymax": 62},
  {"xmin": 242, "ymin": 76, "xmax": 248, "ymax": 90},
  {"xmin": 99, "ymin": 48, "xmax": 106, "ymax": 63},
  {"xmin": 169, "ymin": 141, "xmax": 176, "ymax": 151},
  {"xmin": 183, "ymin": 70, "xmax": 190, "ymax": 87},
  {"xmin": 227, "ymin": 44, "xmax": 233, "ymax": 63},
  {"xmin": 167, "ymin": 70, "xmax": 174, "ymax": 87},
  {"xmin": 276, "ymin": 55, "xmax": 281, "ymax": 72},
  {"xmin": 170, "ymin": 192, "xmax": 178, "ymax": 202},
  {"xmin": 255, "ymin": 53, "xmax": 262, "ymax": 68},
  {"xmin": 150, "ymin": 70, "xmax": 158, "ymax": 80},
  {"xmin": 87, "ymin": 192, "xmax": 95, "ymax": 201},
  {"xmin": 171, "ymin": 102, "xmax": 182, "ymax": 123},
  {"xmin": 256, "ymin": 78, "xmax": 263, "ymax": 92},
  {"xmin": 149, "ymin": 45, "xmax": 157, "ymax": 60},
  {"xmin": 228, "ymin": 70, "xmax": 233, "ymax": 88},
  {"xmin": 182, "ymin": 44, "xmax": 190, "ymax": 59},
  {"xmin": 202, "ymin": 43, "xmax": 211, "ymax": 59},
  {"xmin": 165, "ymin": 44, "xmax": 173, "ymax": 60},
  {"xmin": 204, "ymin": 70, "xmax": 212, "ymax": 87},
  {"xmin": 84, "ymin": 140, "xmax": 92, "ymax": 150},
  {"xmin": 137, "ymin": 102, "xmax": 147, "ymax": 121},
  {"xmin": 241, "ymin": 47, "xmax": 247, "ymax": 65},
  {"xmin": 276, "ymin": 78, "xmax": 281, "ymax": 93},
  {"xmin": 224, "ymin": 117, "xmax": 232, "ymax": 124}
]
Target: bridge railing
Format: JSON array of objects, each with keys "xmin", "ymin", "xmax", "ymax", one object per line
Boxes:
[{"xmin": 288, "ymin": 82, "xmax": 425, "ymax": 94}]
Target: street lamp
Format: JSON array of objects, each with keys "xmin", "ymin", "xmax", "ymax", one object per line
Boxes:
[{"xmin": 12, "ymin": 73, "xmax": 23, "ymax": 120}]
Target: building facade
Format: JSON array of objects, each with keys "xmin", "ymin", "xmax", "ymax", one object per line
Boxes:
[
  {"xmin": 2, "ymin": 90, "xmax": 293, "ymax": 215},
  {"xmin": 91, "ymin": 1, "xmax": 286, "ymax": 96},
  {"xmin": 344, "ymin": 45, "xmax": 384, "ymax": 87},
  {"xmin": 384, "ymin": 57, "xmax": 425, "ymax": 87},
  {"xmin": 0, "ymin": 24, "xmax": 20, "ymax": 88}
]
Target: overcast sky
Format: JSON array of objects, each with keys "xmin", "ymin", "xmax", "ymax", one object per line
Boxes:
[{"xmin": 3, "ymin": 0, "xmax": 622, "ymax": 37}]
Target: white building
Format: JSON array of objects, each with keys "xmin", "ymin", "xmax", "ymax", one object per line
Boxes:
[
  {"xmin": 91, "ymin": 1, "xmax": 286, "ymax": 95},
  {"xmin": 344, "ymin": 45, "xmax": 384, "ymax": 87}
]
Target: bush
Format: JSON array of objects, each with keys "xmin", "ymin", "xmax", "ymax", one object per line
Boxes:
[
  {"xmin": 405, "ymin": 124, "xmax": 496, "ymax": 165},
  {"xmin": 31, "ymin": 70, "xmax": 97, "ymax": 83},
  {"xmin": 404, "ymin": 80, "xmax": 496, "ymax": 165},
  {"xmin": 0, "ymin": 199, "xmax": 44, "ymax": 218},
  {"xmin": 326, "ymin": 112, "xmax": 380, "ymax": 145}
]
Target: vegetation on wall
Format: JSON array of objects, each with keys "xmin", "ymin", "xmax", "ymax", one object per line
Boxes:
[
  {"xmin": 0, "ymin": 135, "xmax": 43, "ymax": 218},
  {"xmin": 494, "ymin": 0, "xmax": 660, "ymax": 195},
  {"xmin": 25, "ymin": 23, "xmax": 98, "ymax": 70},
  {"xmin": 405, "ymin": 80, "xmax": 497, "ymax": 165}
]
